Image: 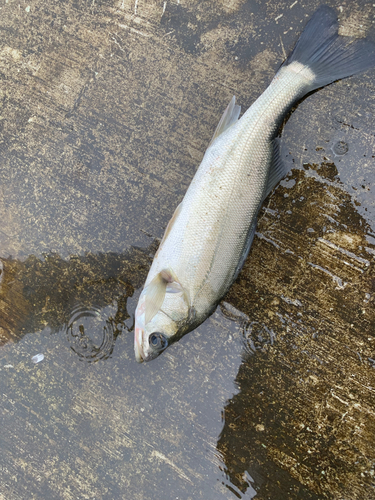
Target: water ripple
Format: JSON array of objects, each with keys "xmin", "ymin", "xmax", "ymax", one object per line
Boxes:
[
  {"xmin": 66, "ymin": 303, "xmax": 118, "ymax": 362},
  {"xmin": 220, "ymin": 301, "xmax": 276, "ymax": 354}
]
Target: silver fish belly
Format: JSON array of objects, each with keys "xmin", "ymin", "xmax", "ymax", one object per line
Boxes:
[{"xmin": 134, "ymin": 6, "xmax": 375, "ymax": 362}]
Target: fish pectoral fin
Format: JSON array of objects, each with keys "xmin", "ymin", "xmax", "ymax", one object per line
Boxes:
[
  {"xmin": 262, "ymin": 137, "xmax": 290, "ymax": 202},
  {"xmin": 145, "ymin": 269, "xmax": 186, "ymax": 324},
  {"xmin": 208, "ymin": 96, "xmax": 241, "ymax": 147},
  {"xmin": 145, "ymin": 273, "xmax": 168, "ymax": 325}
]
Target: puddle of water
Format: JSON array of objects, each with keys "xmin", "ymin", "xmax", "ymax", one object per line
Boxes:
[
  {"xmin": 222, "ymin": 166, "xmax": 375, "ymax": 499},
  {"xmin": 1, "ymin": 1, "xmax": 375, "ymax": 499},
  {"xmin": 66, "ymin": 303, "xmax": 118, "ymax": 362},
  {"xmin": 0, "ymin": 305, "xmax": 246, "ymax": 500}
]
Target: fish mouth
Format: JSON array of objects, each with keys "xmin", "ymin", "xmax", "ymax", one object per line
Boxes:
[
  {"xmin": 134, "ymin": 326, "xmax": 144, "ymax": 363},
  {"xmin": 135, "ymin": 348, "xmax": 144, "ymax": 363}
]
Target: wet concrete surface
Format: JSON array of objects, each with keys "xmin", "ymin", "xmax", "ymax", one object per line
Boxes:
[{"xmin": 1, "ymin": 0, "xmax": 375, "ymax": 498}]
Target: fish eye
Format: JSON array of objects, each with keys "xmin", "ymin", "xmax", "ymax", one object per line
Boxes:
[{"xmin": 149, "ymin": 332, "xmax": 168, "ymax": 350}]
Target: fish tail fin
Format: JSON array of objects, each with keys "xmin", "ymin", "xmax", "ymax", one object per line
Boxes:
[{"xmin": 282, "ymin": 5, "xmax": 375, "ymax": 91}]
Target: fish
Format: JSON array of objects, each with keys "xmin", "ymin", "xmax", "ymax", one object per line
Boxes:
[{"xmin": 134, "ymin": 6, "xmax": 375, "ymax": 363}]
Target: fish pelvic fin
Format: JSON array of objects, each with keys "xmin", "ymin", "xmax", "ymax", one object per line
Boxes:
[
  {"xmin": 208, "ymin": 96, "xmax": 241, "ymax": 147},
  {"xmin": 145, "ymin": 269, "xmax": 189, "ymax": 325},
  {"xmin": 281, "ymin": 5, "xmax": 375, "ymax": 91}
]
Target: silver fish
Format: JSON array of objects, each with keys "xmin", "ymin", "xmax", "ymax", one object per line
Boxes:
[{"xmin": 134, "ymin": 6, "xmax": 375, "ymax": 362}]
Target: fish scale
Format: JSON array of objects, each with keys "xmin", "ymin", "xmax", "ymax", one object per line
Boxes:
[
  {"xmin": 134, "ymin": 6, "xmax": 375, "ymax": 362},
  {"xmin": 155, "ymin": 68, "xmax": 312, "ymax": 312}
]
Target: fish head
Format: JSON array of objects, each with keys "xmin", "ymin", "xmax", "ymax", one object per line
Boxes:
[
  {"xmin": 134, "ymin": 303, "xmax": 177, "ymax": 363},
  {"xmin": 134, "ymin": 270, "xmax": 191, "ymax": 363}
]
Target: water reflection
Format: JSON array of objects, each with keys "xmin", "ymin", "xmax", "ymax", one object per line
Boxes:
[
  {"xmin": 217, "ymin": 352, "xmax": 325, "ymax": 500},
  {"xmin": 0, "ymin": 242, "xmax": 158, "ymax": 357},
  {"xmin": 1, "ymin": 161, "xmax": 375, "ymax": 497},
  {"xmin": 1, "ymin": 0, "xmax": 374, "ymax": 496},
  {"xmin": 218, "ymin": 164, "xmax": 375, "ymax": 498}
]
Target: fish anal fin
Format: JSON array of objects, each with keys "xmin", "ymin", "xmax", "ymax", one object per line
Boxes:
[{"xmin": 208, "ymin": 96, "xmax": 241, "ymax": 147}]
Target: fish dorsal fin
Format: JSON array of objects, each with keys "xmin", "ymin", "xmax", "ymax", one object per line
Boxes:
[
  {"xmin": 208, "ymin": 96, "xmax": 241, "ymax": 147},
  {"xmin": 145, "ymin": 269, "xmax": 187, "ymax": 324},
  {"xmin": 262, "ymin": 137, "xmax": 290, "ymax": 202}
]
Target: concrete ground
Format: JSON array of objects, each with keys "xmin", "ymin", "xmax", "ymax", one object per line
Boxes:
[{"xmin": 0, "ymin": 0, "xmax": 375, "ymax": 498}]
